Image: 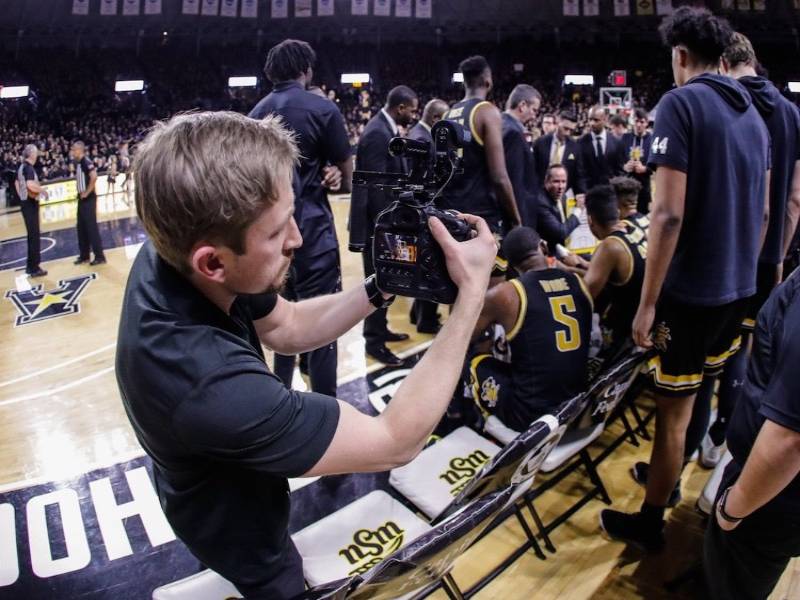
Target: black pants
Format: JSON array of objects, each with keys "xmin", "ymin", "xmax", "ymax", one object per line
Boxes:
[
  {"xmin": 362, "ymin": 241, "xmax": 389, "ymax": 350},
  {"xmin": 232, "ymin": 540, "xmax": 306, "ymax": 600},
  {"xmin": 411, "ymin": 299, "xmax": 439, "ymax": 329},
  {"xmin": 20, "ymin": 199, "xmax": 41, "ymax": 273},
  {"xmin": 76, "ymin": 193, "xmax": 105, "ymax": 260},
  {"xmin": 704, "ymin": 502, "xmax": 800, "ymax": 600},
  {"xmin": 273, "ymin": 248, "xmax": 341, "ymax": 397}
]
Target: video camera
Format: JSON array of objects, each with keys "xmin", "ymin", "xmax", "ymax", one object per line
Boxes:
[{"xmin": 350, "ymin": 120, "xmax": 473, "ymax": 304}]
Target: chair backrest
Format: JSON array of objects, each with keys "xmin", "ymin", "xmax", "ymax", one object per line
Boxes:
[
  {"xmin": 291, "ymin": 578, "xmax": 353, "ymax": 600},
  {"xmin": 346, "ymin": 486, "xmax": 520, "ymax": 600},
  {"xmin": 431, "ymin": 414, "xmax": 561, "ymax": 524},
  {"xmin": 575, "ymin": 345, "xmax": 654, "ymax": 430}
]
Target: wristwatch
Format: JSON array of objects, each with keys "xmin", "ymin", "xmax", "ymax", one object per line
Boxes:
[
  {"xmin": 364, "ymin": 275, "xmax": 395, "ymax": 309},
  {"xmin": 718, "ymin": 486, "xmax": 744, "ymax": 524}
]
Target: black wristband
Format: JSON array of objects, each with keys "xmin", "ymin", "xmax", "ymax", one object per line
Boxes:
[
  {"xmin": 365, "ymin": 275, "xmax": 395, "ymax": 309},
  {"xmin": 718, "ymin": 487, "xmax": 744, "ymax": 524}
]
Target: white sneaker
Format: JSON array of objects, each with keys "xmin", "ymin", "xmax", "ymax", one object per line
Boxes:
[{"xmin": 700, "ymin": 432, "xmax": 725, "ymax": 468}]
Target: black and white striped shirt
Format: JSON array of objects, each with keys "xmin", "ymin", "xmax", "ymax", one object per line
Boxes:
[
  {"xmin": 75, "ymin": 156, "xmax": 96, "ymax": 194},
  {"xmin": 16, "ymin": 162, "xmax": 38, "ymax": 201}
]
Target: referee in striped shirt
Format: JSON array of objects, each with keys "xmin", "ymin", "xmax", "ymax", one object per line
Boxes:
[{"xmin": 72, "ymin": 141, "xmax": 106, "ymax": 265}]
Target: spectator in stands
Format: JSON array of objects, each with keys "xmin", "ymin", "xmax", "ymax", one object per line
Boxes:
[
  {"xmin": 465, "ymin": 226, "xmax": 592, "ymax": 431},
  {"xmin": 600, "ymin": 6, "xmax": 770, "ymax": 553},
  {"xmin": 704, "ymin": 271, "xmax": 800, "ymax": 600},
  {"xmin": 117, "ymin": 110, "xmax": 498, "ymax": 600},
  {"xmin": 578, "ymin": 105, "xmax": 626, "ymax": 191},
  {"xmin": 533, "ymin": 110, "xmax": 583, "ymax": 196},
  {"xmin": 581, "ymin": 185, "xmax": 646, "ymax": 358},
  {"xmin": 540, "ymin": 113, "xmax": 557, "ymax": 137},
  {"xmin": 621, "ymin": 107, "xmax": 654, "ymax": 214},
  {"xmin": 502, "ymin": 84, "xmax": 542, "ymax": 229}
]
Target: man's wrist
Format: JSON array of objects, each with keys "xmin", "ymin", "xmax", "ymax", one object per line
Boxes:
[{"xmin": 722, "ymin": 485, "xmax": 749, "ymax": 521}]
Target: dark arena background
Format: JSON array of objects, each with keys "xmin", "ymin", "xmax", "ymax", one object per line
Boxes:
[{"xmin": 1, "ymin": 1, "xmax": 799, "ymax": 599}]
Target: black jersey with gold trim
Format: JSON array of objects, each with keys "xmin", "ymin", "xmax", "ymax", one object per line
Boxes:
[
  {"xmin": 623, "ymin": 211, "xmax": 650, "ymax": 237},
  {"xmin": 503, "ymin": 268, "xmax": 593, "ymax": 426},
  {"xmin": 603, "ymin": 222, "xmax": 647, "ymax": 346},
  {"xmin": 440, "ymin": 98, "xmax": 502, "ymax": 227}
]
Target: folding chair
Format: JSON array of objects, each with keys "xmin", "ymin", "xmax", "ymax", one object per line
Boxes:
[{"xmin": 293, "ymin": 417, "xmax": 560, "ymax": 598}]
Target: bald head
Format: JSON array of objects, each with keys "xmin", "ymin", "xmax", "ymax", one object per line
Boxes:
[{"xmin": 422, "ymin": 98, "xmax": 449, "ymax": 127}]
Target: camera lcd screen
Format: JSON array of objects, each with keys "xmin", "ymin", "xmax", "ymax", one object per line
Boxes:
[{"xmin": 378, "ymin": 233, "xmax": 418, "ymax": 264}]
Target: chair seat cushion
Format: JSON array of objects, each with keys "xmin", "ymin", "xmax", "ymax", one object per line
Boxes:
[
  {"xmin": 151, "ymin": 569, "xmax": 242, "ymax": 600},
  {"xmin": 389, "ymin": 427, "xmax": 501, "ymax": 519},
  {"xmin": 541, "ymin": 422, "xmax": 604, "ymax": 473},
  {"xmin": 292, "ymin": 490, "xmax": 430, "ymax": 586},
  {"xmin": 484, "ymin": 415, "xmax": 521, "ymax": 446}
]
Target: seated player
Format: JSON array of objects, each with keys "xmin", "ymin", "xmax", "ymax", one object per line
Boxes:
[
  {"xmin": 610, "ymin": 175, "xmax": 650, "ymax": 235},
  {"xmin": 582, "ymin": 185, "xmax": 647, "ymax": 359},
  {"xmin": 465, "ymin": 227, "xmax": 593, "ymax": 431}
]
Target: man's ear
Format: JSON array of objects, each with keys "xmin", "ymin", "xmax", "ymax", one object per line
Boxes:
[
  {"xmin": 677, "ymin": 46, "xmax": 690, "ymax": 70},
  {"xmin": 190, "ymin": 243, "xmax": 227, "ymax": 284}
]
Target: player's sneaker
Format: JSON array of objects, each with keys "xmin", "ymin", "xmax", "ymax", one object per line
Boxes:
[{"xmin": 700, "ymin": 433, "xmax": 725, "ymax": 469}]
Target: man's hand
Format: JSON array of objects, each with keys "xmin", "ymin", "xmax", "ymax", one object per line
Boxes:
[
  {"xmin": 321, "ymin": 165, "xmax": 342, "ymax": 191},
  {"xmin": 634, "ymin": 161, "xmax": 648, "ymax": 175},
  {"xmin": 429, "ymin": 213, "xmax": 496, "ymax": 299},
  {"xmin": 79, "ymin": 192, "xmax": 88, "ymax": 199},
  {"xmin": 624, "ymin": 159, "xmax": 635, "ymax": 173},
  {"xmin": 632, "ymin": 303, "xmax": 656, "ymax": 348}
]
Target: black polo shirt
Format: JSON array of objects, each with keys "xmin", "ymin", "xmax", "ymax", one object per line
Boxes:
[
  {"xmin": 115, "ymin": 242, "xmax": 340, "ymax": 592},
  {"xmin": 723, "ymin": 270, "xmax": 800, "ymax": 516},
  {"xmin": 249, "ymin": 81, "xmax": 351, "ymax": 258}
]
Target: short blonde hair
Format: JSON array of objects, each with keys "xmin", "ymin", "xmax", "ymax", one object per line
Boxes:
[{"xmin": 134, "ymin": 111, "xmax": 298, "ymax": 274}]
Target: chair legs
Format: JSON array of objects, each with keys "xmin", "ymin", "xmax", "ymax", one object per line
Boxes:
[
  {"xmin": 514, "ymin": 505, "xmax": 546, "ymax": 560},
  {"xmin": 581, "ymin": 448, "xmax": 612, "ymax": 505},
  {"xmin": 523, "ymin": 497, "xmax": 557, "ymax": 553}
]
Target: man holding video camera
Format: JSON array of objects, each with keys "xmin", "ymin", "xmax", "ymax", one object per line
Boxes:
[{"xmin": 115, "ymin": 111, "xmax": 497, "ymax": 599}]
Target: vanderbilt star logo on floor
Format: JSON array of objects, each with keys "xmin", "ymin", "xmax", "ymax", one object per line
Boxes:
[{"xmin": 5, "ymin": 273, "xmax": 97, "ymax": 326}]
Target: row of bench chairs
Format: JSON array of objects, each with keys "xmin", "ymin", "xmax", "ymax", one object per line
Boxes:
[{"xmin": 153, "ymin": 346, "xmax": 656, "ymax": 600}]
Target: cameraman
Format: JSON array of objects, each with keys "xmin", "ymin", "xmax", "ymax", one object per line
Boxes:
[{"xmin": 115, "ymin": 111, "xmax": 497, "ymax": 600}]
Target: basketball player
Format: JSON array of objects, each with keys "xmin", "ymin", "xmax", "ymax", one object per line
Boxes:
[
  {"xmin": 582, "ymin": 185, "xmax": 646, "ymax": 358},
  {"xmin": 466, "ymin": 226, "xmax": 593, "ymax": 431},
  {"xmin": 610, "ymin": 176, "xmax": 650, "ymax": 234},
  {"xmin": 442, "ymin": 55, "xmax": 522, "ymax": 280}
]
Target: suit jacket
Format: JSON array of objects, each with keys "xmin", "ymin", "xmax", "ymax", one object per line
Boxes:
[
  {"xmin": 502, "ymin": 113, "xmax": 538, "ymax": 229},
  {"xmin": 536, "ymin": 188, "xmax": 580, "ymax": 250},
  {"xmin": 407, "ymin": 121, "xmax": 433, "ymax": 145},
  {"xmin": 577, "ymin": 131, "xmax": 626, "ymax": 191},
  {"xmin": 352, "ymin": 111, "xmax": 406, "ymax": 236},
  {"xmin": 533, "ymin": 133, "xmax": 583, "ymax": 195}
]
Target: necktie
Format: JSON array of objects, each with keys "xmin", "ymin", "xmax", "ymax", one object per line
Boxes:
[
  {"xmin": 595, "ymin": 135, "xmax": 603, "ymax": 158},
  {"xmin": 550, "ymin": 139, "xmax": 563, "ymax": 165}
]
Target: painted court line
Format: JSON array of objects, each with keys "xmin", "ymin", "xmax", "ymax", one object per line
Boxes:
[
  {"xmin": 0, "ymin": 366, "xmax": 115, "ymax": 407},
  {"xmin": 0, "ymin": 342, "xmax": 117, "ymax": 388}
]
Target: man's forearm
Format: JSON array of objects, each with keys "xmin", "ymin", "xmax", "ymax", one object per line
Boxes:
[
  {"xmin": 639, "ymin": 204, "xmax": 682, "ymax": 307},
  {"xmin": 725, "ymin": 420, "xmax": 800, "ymax": 519},
  {"xmin": 379, "ymin": 291, "xmax": 484, "ymax": 461},
  {"xmin": 494, "ymin": 178, "xmax": 521, "ymax": 225},
  {"xmin": 783, "ymin": 191, "xmax": 800, "ymax": 258},
  {"xmin": 277, "ymin": 284, "xmax": 375, "ymax": 355}
]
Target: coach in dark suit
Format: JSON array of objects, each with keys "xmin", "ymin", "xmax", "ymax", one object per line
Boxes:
[
  {"xmin": 533, "ymin": 110, "xmax": 583, "ymax": 195},
  {"xmin": 502, "ymin": 84, "xmax": 541, "ymax": 229},
  {"xmin": 536, "ymin": 164, "xmax": 582, "ymax": 250},
  {"xmin": 406, "ymin": 98, "xmax": 448, "ymax": 335},
  {"xmin": 578, "ymin": 105, "xmax": 626, "ymax": 191},
  {"xmin": 353, "ymin": 85, "xmax": 419, "ymax": 365},
  {"xmin": 620, "ymin": 107, "xmax": 654, "ymax": 214}
]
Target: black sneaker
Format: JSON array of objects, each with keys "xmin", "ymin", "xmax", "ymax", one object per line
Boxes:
[
  {"xmin": 384, "ymin": 330, "xmax": 410, "ymax": 343},
  {"xmin": 90, "ymin": 257, "xmax": 107, "ymax": 266},
  {"xmin": 73, "ymin": 257, "xmax": 90, "ymax": 265},
  {"xmin": 27, "ymin": 268, "xmax": 48, "ymax": 278},
  {"xmin": 630, "ymin": 462, "xmax": 682, "ymax": 508},
  {"xmin": 599, "ymin": 509, "xmax": 665, "ymax": 553}
]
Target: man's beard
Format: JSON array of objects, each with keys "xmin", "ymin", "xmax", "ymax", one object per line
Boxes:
[{"xmin": 259, "ymin": 255, "xmax": 293, "ymax": 295}]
